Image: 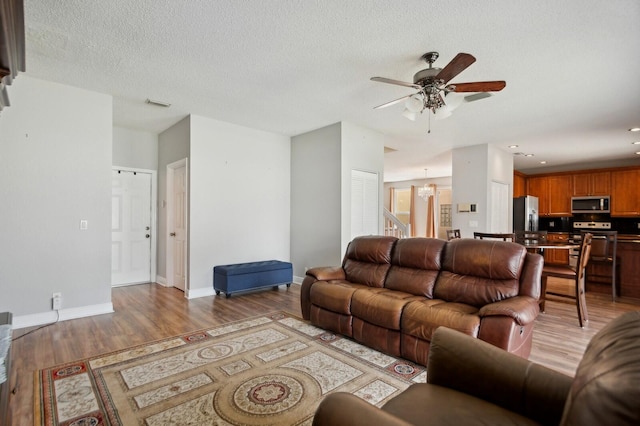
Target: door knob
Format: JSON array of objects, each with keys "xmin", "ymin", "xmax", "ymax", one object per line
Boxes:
[
  {"xmin": 146, "ymin": 234, "xmax": 150, "ymax": 238},
  {"xmin": 170, "ymin": 232, "xmax": 176, "ymax": 237},
  {"xmin": 146, "ymin": 226, "xmax": 150, "ymax": 230}
]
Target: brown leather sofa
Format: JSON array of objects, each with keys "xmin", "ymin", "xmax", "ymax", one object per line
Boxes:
[
  {"xmin": 313, "ymin": 310, "xmax": 640, "ymax": 426},
  {"xmin": 300, "ymin": 235, "xmax": 543, "ymax": 364}
]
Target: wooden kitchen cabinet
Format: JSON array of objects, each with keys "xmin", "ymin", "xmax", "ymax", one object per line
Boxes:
[
  {"xmin": 572, "ymin": 171, "xmax": 611, "ymax": 196},
  {"xmin": 527, "ymin": 175, "xmax": 572, "ymax": 216},
  {"xmin": 611, "ymin": 169, "xmax": 640, "ymax": 217},
  {"xmin": 514, "ymin": 172, "xmax": 526, "ymax": 198},
  {"xmin": 544, "ymin": 232, "xmax": 570, "ymax": 265},
  {"xmin": 527, "ymin": 176, "xmax": 548, "ymax": 215}
]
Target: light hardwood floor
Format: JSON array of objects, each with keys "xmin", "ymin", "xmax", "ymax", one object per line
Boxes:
[{"xmin": 8, "ymin": 283, "xmax": 640, "ymax": 424}]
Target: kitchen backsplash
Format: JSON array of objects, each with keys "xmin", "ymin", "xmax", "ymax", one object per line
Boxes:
[{"xmin": 538, "ymin": 215, "xmax": 640, "ymax": 235}]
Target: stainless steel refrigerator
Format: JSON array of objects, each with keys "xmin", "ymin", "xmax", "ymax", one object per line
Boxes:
[{"xmin": 513, "ymin": 196, "xmax": 539, "ymax": 231}]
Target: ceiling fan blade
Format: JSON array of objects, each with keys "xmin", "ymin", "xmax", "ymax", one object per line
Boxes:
[
  {"xmin": 451, "ymin": 81, "xmax": 506, "ymax": 92},
  {"xmin": 436, "ymin": 53, "xmax": 476, "ymax": 84},
  {"xmin": 371, "ymin": 77, "xmax": 421, "ymax": 89},
  {"xmin": 373, "ymin": 94, "xmax": 412, "ymax": 109}
]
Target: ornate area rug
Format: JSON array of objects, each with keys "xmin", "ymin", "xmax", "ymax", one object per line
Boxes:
[{"xmin": 35, "ymin": 312, "xmax": 426, "ymax": 425}]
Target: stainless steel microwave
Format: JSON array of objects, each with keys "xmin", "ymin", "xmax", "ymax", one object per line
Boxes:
[{"xmin": 571, "ymin": 196, "xmax": 610, "ymax": 213}]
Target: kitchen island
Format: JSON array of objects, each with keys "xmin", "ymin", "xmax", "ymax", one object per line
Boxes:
[{"xmin": 617, "ymin": 235, "xmax": 640, "ymax": 300}]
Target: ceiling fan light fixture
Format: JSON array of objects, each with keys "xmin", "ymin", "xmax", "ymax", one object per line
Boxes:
[
  {"xmin": 444, "ymin": 93, "xmax": 465, "ymax": 111},
  {"xmin": 402, "ymin": 108, "xmax": 418, "ymax": 121},
  {"xmin": 405, "ymin": 94, "xmax": 424, "ymax": 113},
  {"xmin": 434, "ymin": 107, "xmax": 452, "ymax": 120}
]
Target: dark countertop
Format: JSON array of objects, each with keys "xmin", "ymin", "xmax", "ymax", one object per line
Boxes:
[{"xmin": 618, "ymin": 235, "xmax": 640, "ymax": 242}]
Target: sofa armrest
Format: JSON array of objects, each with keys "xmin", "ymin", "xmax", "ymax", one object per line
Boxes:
[
  {"xmin": 300, "ymin": 267, "xmax": 346, "ymax": 320},
  {"xmin": 427, "ymin": 326, "xmax": 572, "ymax": 426},
  {"xmin": 478, "ymin": 296, "xmax": 540, "ymax": 326},
  {"xmin": 313, "ymin": 392, "xmax": 412, "ymax": 426},
  {"xmin": 306, "ymin": 266, "xmax": 345, "ymax": 281}
]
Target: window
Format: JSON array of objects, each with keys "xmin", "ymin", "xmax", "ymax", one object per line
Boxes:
[{"xmin": 394, "ymin": 188, "xmax": 411, "ymax": 226}]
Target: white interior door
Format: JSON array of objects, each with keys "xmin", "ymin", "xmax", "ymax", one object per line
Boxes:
[
  {"xmin": 111, "ymin": 170, "xmax": 152, "ymax": 286},
  {"xmin": 490, "ymin": 181, "xmax": 510, "ymax": 233},
  {"xmin": 351, "ymin": 169, "xmax": 379, "ymax": 239},
  {"xmin": 168, "ymin": 161, "xmax": 187, "ymax": 291}
]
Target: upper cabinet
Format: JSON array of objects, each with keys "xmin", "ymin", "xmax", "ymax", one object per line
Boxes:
[
  {"xmin": 611, "ymin": 169, "xmax": 640, "ymax": 217},
  {"xmin": 527, "ymin": 175, "xmax": 572, "ymax": 216},
  {"xmin": 513, "ymin": 172, "xmax": 526, "ymax": 198},
  {"xmin": 572, "ymin": 171, "xmax": 611, "ymax": 196}
]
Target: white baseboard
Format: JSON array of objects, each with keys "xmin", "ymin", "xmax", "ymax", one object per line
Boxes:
[
  {"xmin": 186, "ymin": 286, "xmax": 215, "ymax": 299},
  {"xmin": 13, "ymin": 302, "xmax": 115, "ymax": 330},
  {"xmin": 156, "ymin": 275, "xmax": 168, "ymax": 286},
  {"xmin": 293, "ymin": 276, "xmax": 304, "ymax": 284}
]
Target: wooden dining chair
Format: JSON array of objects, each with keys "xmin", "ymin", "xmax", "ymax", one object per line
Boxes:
[
  {"xmin": 446, "ymin": 229, "xmax": 461, "ymax": 240},
  {"xmin": 473, "ymin": 232, "xmax": 515, "ymax": 242},
  {"xmin": 540, "ymin": 233, "xmax": 593, "ymax": 327}
]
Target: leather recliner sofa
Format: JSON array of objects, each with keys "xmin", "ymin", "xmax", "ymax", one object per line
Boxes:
[
  {"xmin": 300, "ymin": 235, "xmax": 543, "ymax": 364},
  {"xmin": 312, "ymin": 310, "xmax": 640, "ymax": 426}
]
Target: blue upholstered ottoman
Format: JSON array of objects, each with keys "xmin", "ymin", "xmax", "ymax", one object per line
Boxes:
[{"xmin": 213, "ymin": 260, "xmax": 293, "ymax": 298}]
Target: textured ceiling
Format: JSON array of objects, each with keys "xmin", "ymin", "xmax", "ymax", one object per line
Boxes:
[{"xmin": 23, "ymin": 0, "xmax": 640, "ymax": 181}]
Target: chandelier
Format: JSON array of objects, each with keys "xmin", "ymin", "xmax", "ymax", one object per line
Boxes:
[{"xmin": 418, "ymin": 169, "xmax": 435, "ymax": 201}]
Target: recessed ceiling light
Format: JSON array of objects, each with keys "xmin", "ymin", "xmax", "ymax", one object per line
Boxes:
[
  {"xmin": 524, "ymin": 153, "xmax": 535, "ymax": 157},
  {"xmin": 633, "ymin": 141, "xmax": 640, "ymax": 145},
  {"xmin": 508, "ymin": 145, "xmax": 518, "ymax": 149},
  {"xmin": 630, "ymin": 128, "xmax": 640, "ymax": 132},
  {"xmin": 636, "ymin": 151, "xmax": 640, "ymax": 155},
  {"xmin": 540, "ymin": 160, "xmax": 547, "ymax": 164}
]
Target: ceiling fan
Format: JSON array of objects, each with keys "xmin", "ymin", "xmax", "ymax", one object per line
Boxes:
[{"xmin": 371, "ymin": 51, "xmax": 505, "ymax": 123}]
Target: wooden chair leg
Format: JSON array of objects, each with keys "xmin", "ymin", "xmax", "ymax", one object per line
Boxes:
[
  {"xmin": 576, "ymin": 278, "xmax": 588, "ymax": 328},
  {"xmin": 539, "ymin": 275, "xmax": 547, "ymax": 313}
]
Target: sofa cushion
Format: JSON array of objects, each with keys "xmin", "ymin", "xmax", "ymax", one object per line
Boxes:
[
  {"xmin": 434, "ymin": 239, "xmax": 526, "ymax": 307},
  {"xmin": 342, "ymin": 235, "xmax": 397, "ymax": 287},
  {"xmin": 310, "ymin": 281, "xmax": 370, "ymax": 315},
  {"xmin": 351, "ymin": 289, "xmax": 423, "ymax": 330},
  {"xmin": 402, "ymin": 299, "xmax": 481, "ymax": 341},
  {"xmin": 385, "ymin": 237, "xmax": 446, "ymax": 297},
  {"xmin": 560, "ymin": 311, "xmax": 640, "ymax": 425}
]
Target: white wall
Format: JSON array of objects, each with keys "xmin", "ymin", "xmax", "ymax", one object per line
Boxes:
[
  {"xmin": 189, "ymin": 115, "xmax": 291, "ymax": 293},
  {"xmin": 113, "ymin": 126, "xmax": 158, "ymax": 170},
  {"xmin": 452, "ymin": 143, "xmax": 513, "ymax": 237},
  {"xmin": 290, "ymin": 122, "xmax": 384, "ymax": 280},
  {"xmin": 0, "ymin": 76, "xmax": 113, "ymax": 326},
  {"xmin": 290, "ymin": 123, "xmax": 342, "ymax": 278},
  {"xmin": 157, "ymin": 116, "xmax": 191, "ymax": 282},
  {"xmin": 340, "ymin": 122, "xmax": 385, "ymax": 253}
]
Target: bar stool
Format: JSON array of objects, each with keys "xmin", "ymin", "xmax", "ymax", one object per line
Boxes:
[{"xmin": 581, "ymin": 230, "xmax": 618, "ymax": 301}]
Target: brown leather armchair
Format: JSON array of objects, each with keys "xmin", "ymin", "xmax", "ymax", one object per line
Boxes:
[{"xmin": 313, "ymin": 310, "xmax": 640, "ymax": 426}]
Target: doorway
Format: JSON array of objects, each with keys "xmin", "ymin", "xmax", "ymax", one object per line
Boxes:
[
  {"xmin": 111, "ymin": 167, "xmax": 157, "ymax": 286},
  {"xmin": 166, "ymin": 159, "xmax": 188, "ymax": 292}
]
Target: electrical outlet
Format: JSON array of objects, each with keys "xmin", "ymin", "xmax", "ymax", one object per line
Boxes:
[{"xmin": 52, "ymin": 292, "xmax": 63, "ymax": 310}]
